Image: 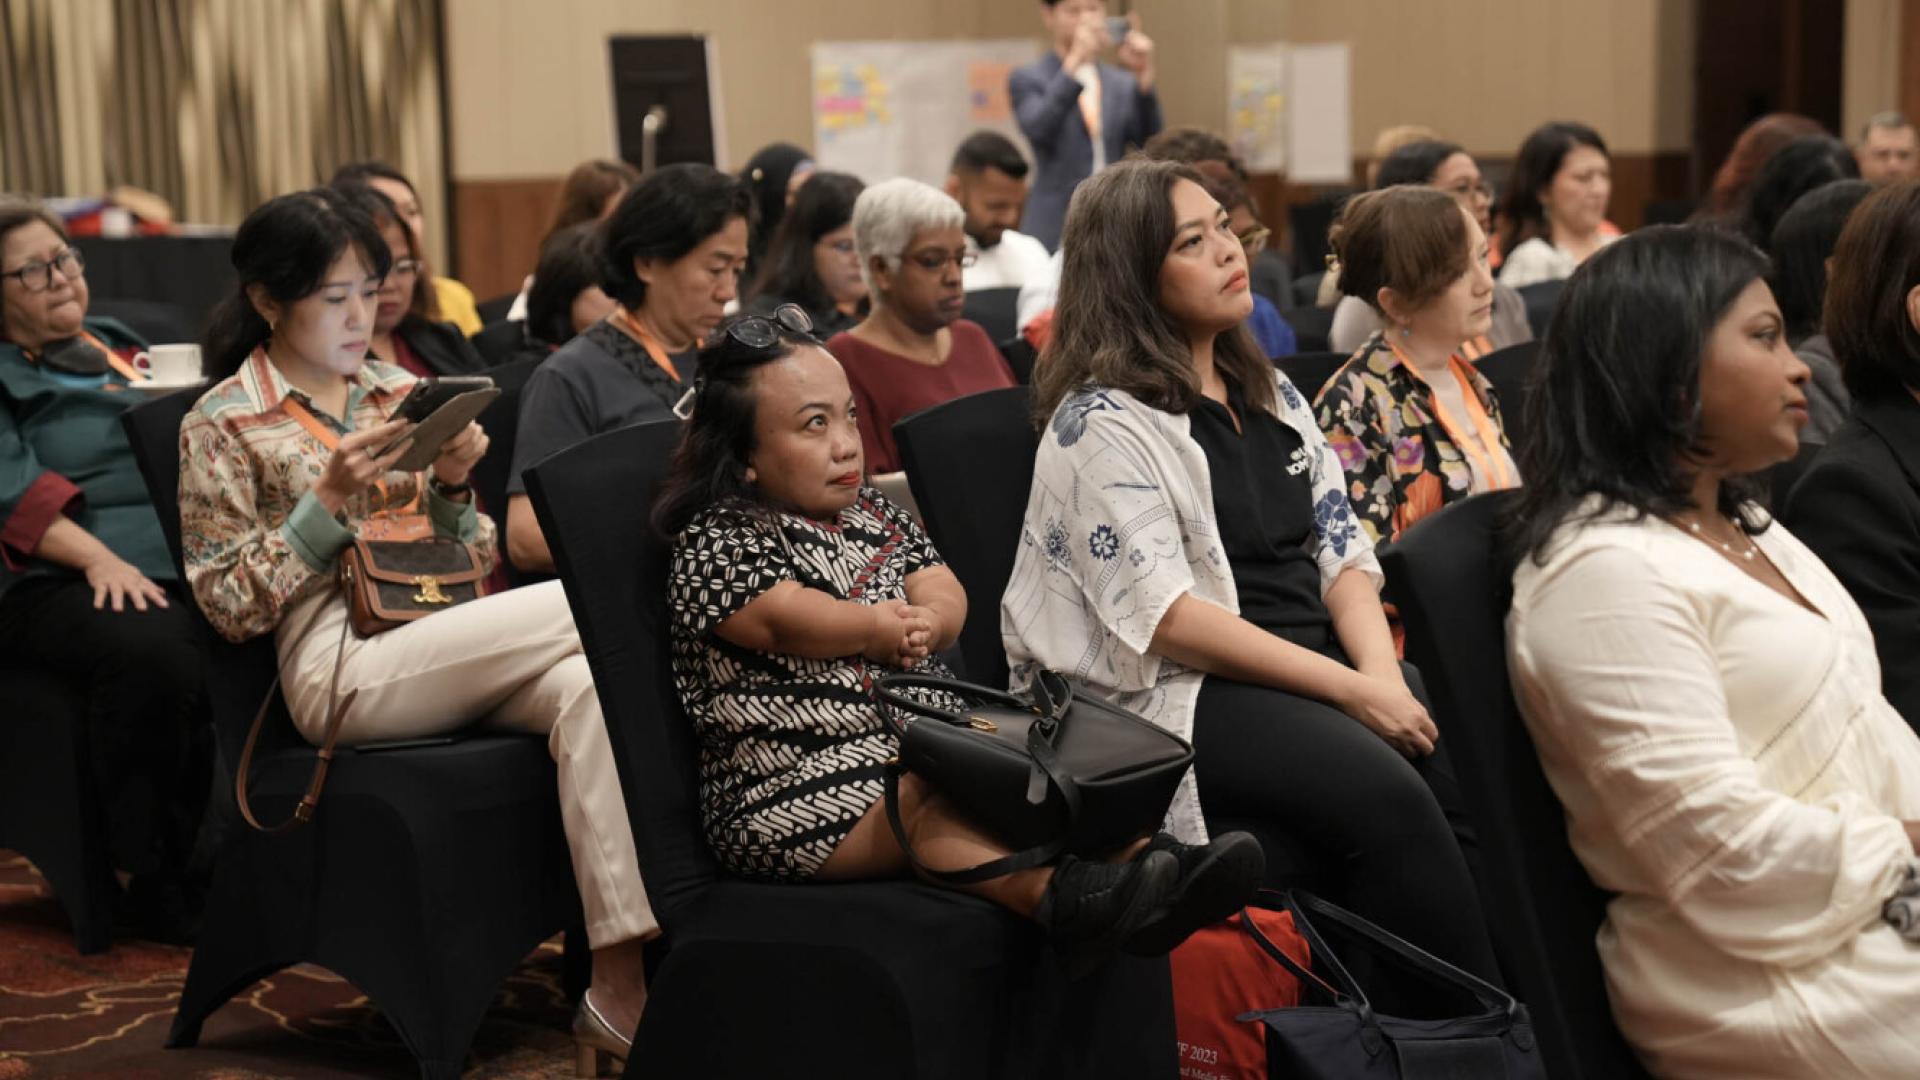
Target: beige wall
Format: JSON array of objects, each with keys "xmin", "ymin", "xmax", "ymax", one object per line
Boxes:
[
  {"xmin": 1845, "ymin": 0, "xmax": 1903, "ymax": 140},
  {"xmin": 444, "ymin": 0, "xmax": 1241, "ymax": 182},
  {"xmin": 1232, "ymin": 0, "xmax": 1694, "ymax": 158}
]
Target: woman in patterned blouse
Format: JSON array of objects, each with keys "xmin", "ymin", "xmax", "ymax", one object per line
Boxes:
[
  {"xmin": 1002, "ymin": 159, "xmax": 1499, "ymax": 980},
  {"xmin": 1317, "ymin": 186, "xmax": 1520, "ymax": 547},
  {"xmin": 179, "ymin": 189, "xmax": 654, "ymax": 1063},
  {"xmin": 658, "ymin": 306, "xmax": 1260, "ymax": 957}
]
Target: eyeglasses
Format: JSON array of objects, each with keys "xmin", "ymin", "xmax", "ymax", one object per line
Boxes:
[
  {"xmin": 727, "ymin": 302, "xmax": 819, "ymax": 348},
  {"xmin": 1442, "ymin": 181, "xmax": 1494, "ymax": 202},
  {"xmin": 390, "ymin": 257, "xmax": 424, "ymax": 277},
  {"xmin": 1236, "ymin": 226, "xmax": 1272, "ymax": 257},
  {"xmin": 1, "ymin": 247, "xmax": 84, "ymax": 292},
  {"xmin": 905, "ymin": 248, "xmax": 977, "ymax": 272}
]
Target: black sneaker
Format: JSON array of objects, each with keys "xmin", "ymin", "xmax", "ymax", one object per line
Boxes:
[
  {"xmin": 1121, "ymin": 831, "xmax": 1264, "ymax": 956},
  {"xmin": 1036, "ymin": 849, "xmax": 1179, "ymax": 957}
]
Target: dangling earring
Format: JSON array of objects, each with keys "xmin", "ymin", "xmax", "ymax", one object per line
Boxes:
[
  {"xmin": 1399, "ymin": 324, "xmax": 1412, "ymax": 338},
  {"xmin": 743, "ymin": 466, "xmax": 758, "ymax": 485}
]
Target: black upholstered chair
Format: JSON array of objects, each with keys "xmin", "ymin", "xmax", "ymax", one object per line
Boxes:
[
  {"xmin": 891, "ymin": 387, "xmax": 1036, "ymax": 689},
  {"xmin": 1516, "ymin": 279, "xmax": 1566, "ymax": 340},
  {"xmin": 123, "ymin": 390, "xmax": 586, "ymax": 1080},
  {"xmin": 961, "ymin": 286, "xmax": 1021, "ymax": 345},
  {"xmin": 1381, "ymin": 493, "xmax": 1651, "ymax": 1080},
  {"xmin": 526, "ymin": 418, "xmax": 1177, "ymax": 1080},
  {"xmin": 1279, "ymin": 305, "xmax": 1334, "ymax": 355},
  {"xmin": 1276, "ymin": 349, "xmax": 1347, "ymax": 404},
  {"xmin": 468, "ymin": 353, "xmax": 547, "ymax": 586},
  {"xmin": 0, "ymin": 668, "xmax": 116, "ymax": 953},
  {"xmin": 1474, "ymin": 339, "xmax": 1541, "ymax": 453}
]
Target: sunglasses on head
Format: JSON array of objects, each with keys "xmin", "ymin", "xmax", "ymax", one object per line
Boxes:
[
  {"xmin": 725, "ymin": 302, "xmax": 820, "ymax": 349},
  {"xmin": 673, "ymin": 303, "xmax": 821, "ymax": 419}
]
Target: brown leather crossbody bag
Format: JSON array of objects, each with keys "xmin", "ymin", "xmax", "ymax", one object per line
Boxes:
[{"xmin": 233, "ymin": 396, "xmax": 490, "ymax": 832}]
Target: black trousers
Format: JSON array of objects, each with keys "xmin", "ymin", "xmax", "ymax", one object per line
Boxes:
[
  {"xmin": 0, "ymin": 576, "xmax": 209, "ymax": 877},
  {"xmin": 1192, "ymin": 648, "xmax": 1500, "ymax": 985}
]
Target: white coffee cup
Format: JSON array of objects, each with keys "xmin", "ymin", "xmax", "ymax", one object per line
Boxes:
[{"xmin": 135, "ymin": 343, "xmax": 203, "ymax": 384}]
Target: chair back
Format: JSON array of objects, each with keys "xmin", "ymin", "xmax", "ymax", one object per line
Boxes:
[
  {"xmin": 1279, "ymin": 306, "xmax": 1333, "ymax": 355},
  {"xmin": 1516, "ymin": 280, "xmax": 1566, "ymax": 339},
  {"xmin": 524, "ymin": 419, "xmax": 719, "ymax": 926},
  {"xmin": 1473, "ymin": 340, "xmax": 1540, "ymax": 453},
  {"xmin": 1764, "ymin": 437, "xmax": 1824, "ymax": 512},
  {"xmin": 468, "ymin": 354, "xmax": 545, "ymax": 582},
  {"xmin": 998, "ymin": 335, "xmax": 1037, "ymax": 385},
  {"xmin": 961, "ymin": 287, "xmax": 1021, "ymax": 345},
  {"xmin": 1381, "ymin": 493, "xmax": 1650, "ymax": 1080},
  {"xmin": 892, "ymin": 386, "xmax": 1036, "ymax": 688},
  {"xmin": 122, "ymin": 391, "xmax": 293, "ymax": 771},
  {"xmin": 1278, "ymin": 350, "xmax": 1347, "ymax": 404}
]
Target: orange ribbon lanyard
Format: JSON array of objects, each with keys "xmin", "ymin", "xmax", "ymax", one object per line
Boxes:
[
  {"xmin": 610, "ymin": 308, "xmax": 685, "ymax": 383},
  {"xmin": 1389, "ymin": 341, "xmax": 1516, "ymax": 491},
  {"xmin": 89, "ymin": 332, "xmax": 151, "ymax": 382},
  {"xmin": 1459, "ymin": 335, "xmax": 1492, "ymax": 361},
  {"xmin": 282, "ymin": 393, "xmax": 420, "ymax": 514}
]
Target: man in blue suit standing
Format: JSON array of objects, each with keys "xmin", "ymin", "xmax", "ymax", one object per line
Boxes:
[{"xmin": 1009, "ymin": 0, "xmax": 1163, "ymax": 251}]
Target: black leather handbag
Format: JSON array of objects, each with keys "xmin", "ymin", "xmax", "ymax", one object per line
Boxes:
[
  {"xmin": 876, "ymin": 670, "xmax": 1194, "ymax": 884},
  {"xmin": 1243, "ymin": 891, "xmax": 1547, "ymax": 1080}
]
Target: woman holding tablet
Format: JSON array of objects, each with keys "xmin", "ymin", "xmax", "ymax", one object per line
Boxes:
[{"xmin": 183, "ymin": 188, "xmax": 656, "ymax": 1066}]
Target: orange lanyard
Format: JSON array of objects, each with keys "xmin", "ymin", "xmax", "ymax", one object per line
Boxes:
[
  {"xmin": 28, "ymin": 330, "xmax": 146, "ymax": 382},
  {"xmin": 1459, "ymin": 335, "xmax": 1493, "ymax": 361},
  {"xmin": 282, "ymin": 393, "xmax": 421, "ymax": 516},
  {"xmin": 1388, "ymin": 340, "xmax": 1516, "ymax": 491},
  {"xmin": 610, "ymin": 308, "xmax": 685, "ymax": 383}
]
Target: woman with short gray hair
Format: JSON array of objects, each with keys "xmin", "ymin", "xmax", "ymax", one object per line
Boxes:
[{"xmin": 826, "ymin": 178, "xmax": 1015, "ymax": 474}]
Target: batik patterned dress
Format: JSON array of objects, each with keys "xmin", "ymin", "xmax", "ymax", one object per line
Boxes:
[{"xmin": 667, "ymin": 488, "xmax": 953, "ymax": 879}]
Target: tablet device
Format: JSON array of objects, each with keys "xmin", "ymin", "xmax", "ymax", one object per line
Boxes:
[{"xmin": 380, "ymin": 377, "xmax": 501, "ymax": 473}]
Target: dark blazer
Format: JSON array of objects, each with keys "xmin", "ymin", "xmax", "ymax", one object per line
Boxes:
[
  {"xmin": 1783, "ymin": 391, "xmax": 1920, "ymax": 730},
  {"xmin": 1009, "ymin": 52, "xmax": 1163, "ymax": 251},
  {"xmin": 396, "ymin": 317, "xmax": 488, "ymax": 377}
]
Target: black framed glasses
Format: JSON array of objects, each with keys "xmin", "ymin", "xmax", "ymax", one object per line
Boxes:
[
  {"xmin": 905, "ymin": 248, "xmax": 977, "ymax": 273},
  {"xmin": 725, "ymin": 302, "xmax": 819, "ymax": 348},
  {"xmin": 1, "ymin": 247, "xmax": 84, "ymax": 292}
]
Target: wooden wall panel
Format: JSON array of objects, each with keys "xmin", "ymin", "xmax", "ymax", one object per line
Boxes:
[{"xmin": 451, "ymin": 178, "xmax": 563, "ymax": 304}]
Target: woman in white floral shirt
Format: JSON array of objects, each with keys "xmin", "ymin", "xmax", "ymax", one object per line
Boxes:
[{"xmin": 1003, "ymin": 159, "xmax": 1499, "ymax": 980}]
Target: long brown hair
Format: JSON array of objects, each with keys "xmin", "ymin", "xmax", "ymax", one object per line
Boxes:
[{"xmin": 1031, "ymin": 158, "xmax": 1273, "ymax": 429}]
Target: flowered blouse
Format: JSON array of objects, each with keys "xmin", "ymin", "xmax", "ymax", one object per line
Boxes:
[
  {"xmin": 1314, "ymin": 332, "xmax": 1519, "ymax": 546},
  {"xmin": 1001, "ymin": 372, "xmax": 1380, "ymax": 844}
]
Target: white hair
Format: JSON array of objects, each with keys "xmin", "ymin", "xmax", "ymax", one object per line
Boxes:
[{"xmin": 851, "ymin": 177, "xmax": 965, "ymax": 294}]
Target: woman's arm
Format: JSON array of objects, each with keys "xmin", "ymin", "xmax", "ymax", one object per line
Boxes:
[
  {"xmin": 1149, "ymin": 587, "xmax": 1436, "ymax": 756},
  {"xmin": 1325, "ymin": 565, "xmax": 1400, "ymax": 682},
  {"xmin": 34, "ymin": 515, "xmax": 170, "ymax": 611},
  {"xmin": 905, "ymin": 564, "xmax": 966, "ymax": 651},
  {"xmin": 715, "ymin": 580, "xmax": 927, "ymax": 665}
]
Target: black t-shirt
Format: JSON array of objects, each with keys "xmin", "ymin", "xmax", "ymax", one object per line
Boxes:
[
  {"xmin": 1188, "ymin": 386, "xmax": 1331, "ymax": 634},
  {"xmin": 507, "ymin": 318, "xmax": 696, "ymax": 494}
]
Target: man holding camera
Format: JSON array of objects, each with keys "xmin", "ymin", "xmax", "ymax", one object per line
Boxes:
[{"xmin": 1009, "ymin": 0, "xmax": 1162, "ymax": 251}]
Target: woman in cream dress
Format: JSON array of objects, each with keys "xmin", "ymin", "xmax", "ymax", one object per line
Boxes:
[{"xmin": 1505, "ymin": 224, "xmax": 1920, "ymax": 1079}]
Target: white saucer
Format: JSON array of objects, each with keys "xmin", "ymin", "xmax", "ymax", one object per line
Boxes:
[{"xmin": 135, "ymin": 378, "xmax": 206, "ymax": 395}]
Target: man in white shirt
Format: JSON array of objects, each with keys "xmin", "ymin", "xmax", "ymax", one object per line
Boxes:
[{"xmin": 946, "ymin": 132, "xmax": 1054, "ymax": 293}]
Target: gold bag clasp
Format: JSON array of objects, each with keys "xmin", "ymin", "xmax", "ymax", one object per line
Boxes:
[
  {"xmin": 967, "ymin": 715, "xmax": 998, "ymax": 733},
  {"xmin": 412, "ymin": 575, "xmax": 453, "ymax": 604}
]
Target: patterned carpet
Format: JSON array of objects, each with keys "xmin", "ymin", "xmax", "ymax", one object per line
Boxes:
[{"xmin": 0, "ymin": 852, "xmax": 585, "ymax": 1079}]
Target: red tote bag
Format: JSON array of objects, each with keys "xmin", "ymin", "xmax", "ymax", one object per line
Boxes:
[{"xmin": 1171, "ymin": 896, "xmax": 1312, "ymax": 1080}]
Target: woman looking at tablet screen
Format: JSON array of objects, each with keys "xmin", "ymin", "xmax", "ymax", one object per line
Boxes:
[{"xmin": 183, "ymin": 188, "xmax": 658, "ymax": 1066}]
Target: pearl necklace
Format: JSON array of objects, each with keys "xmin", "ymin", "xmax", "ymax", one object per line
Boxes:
[{"xmin": 1685, "ymin": 516, "xmax": 1760, "ymax": 562}]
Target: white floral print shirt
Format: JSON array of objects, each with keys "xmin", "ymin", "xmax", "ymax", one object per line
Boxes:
[{"xmin": 1001, "ymin": 372, "xmax": 1380, "ymax": 842}]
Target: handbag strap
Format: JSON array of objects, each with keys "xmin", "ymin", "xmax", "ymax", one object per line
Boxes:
[
  {"xmin": 880, "ymin": 719, "xmax": 1081, "ymax": 884},
  {"xmin": 1238, "ymin": 894, "xmax": 1343, "ymax": 1005},
  {"xmin": 233, "ymin": 611, "xmax": 357, "ymax": 832},
  {"xmin": 1286, "ymin": 889, "xmax": 1523, "ymax": 1019}
]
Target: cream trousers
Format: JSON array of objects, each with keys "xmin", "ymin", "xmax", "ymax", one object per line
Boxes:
[{"xmin": 279, "ymin": 580, "xmax": 655, "ymax": 948}]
